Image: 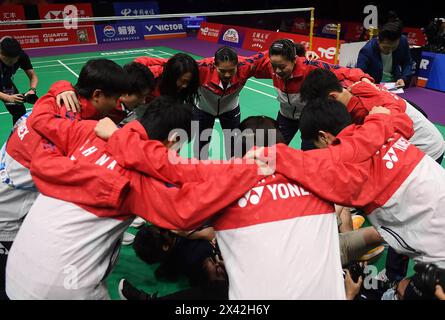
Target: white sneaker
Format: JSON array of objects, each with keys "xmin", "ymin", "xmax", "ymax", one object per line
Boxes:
[
  {"xmin": 122, "ymin": 232, "xmax": 135, "ymax": 246},
  {"xmin": 130, "ymin": 217, "xmax": 146, "ymax": 228}
]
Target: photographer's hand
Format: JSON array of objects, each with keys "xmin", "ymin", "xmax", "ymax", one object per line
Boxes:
[
  {"xmin": 395, "ymin": 79, "xmax": 405, "ymax": 88},
  {"xmin": 6, "ymin": 94, "xmax": 24, "ymax": 104},
  {"xmin": 24, "ymin": 89, "xmax": 36, "ymax": 96},
  {"xmin": 435, "ymin": 284, "xmax": 445, "ymax": 300},
  {"xmin": 344, "ymin": 269, "xmax": 363, "ymax": 300}
]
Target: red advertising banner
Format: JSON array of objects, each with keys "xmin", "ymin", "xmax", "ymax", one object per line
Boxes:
[
  {"xmin": 246, "ymin": 29, "xmax": 343, "ymax": 64},
  {"xmin": 290, "ymin": 17, "xmax": 311, "ymax": 35},
  {"xmin": 0, "ymin": 5, "xmax": 26, "ymax": 30},
  {"xmin": 38, "ymin": 3, "xmax": 94, "ymax": 28},
  {"xmin": 243, "ymin": 29, "xmax": 279, "ymax": 51},
  {"xmin": 403, "ymin": 27, "xmax": 426, "ymax": 46},
  {"xmin": 0, "ymin": 26, "xmax": 97, "ymax": 49},
  {"xmin": 197, "ymin": 22, "xmax": 344, "ymax": 64},
  {"xmin": 197, "ymin": 22, "xmax": 222, "ymax": 43}
]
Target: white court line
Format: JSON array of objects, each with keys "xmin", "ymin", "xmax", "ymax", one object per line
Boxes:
[
  {"xmin": 0, "ymin": 108, "xmax": 32, "ymax": 116},
  {"xmin": 32, "ymin": 49, "xmax": 171, "ymax": 65},
  {"xmin": 145, "ymin": 51, "xmax": 168, "ymax": 59},
  {"xmin": 137, "ymin": 51, "xmax": 277, "ymax": 99},
  {"xmin": 35, "ymin": 50, "xmax": 276, "ymax": 100},
  {"xmin": 34, "ymin": 64, "xmax": 64, "ymax": 69},
  {"xmin": 247, "ymin": 78, "xmax": 275, "ymax": 89},
  {"xmin": 57, "ymin": 60, "xmax": 79, "ymax": 78},
  {"xmin": 33, "ymin": 51, "xmax": 167, "ymax": 69},
  {"xmin": 157, "ymin": 50, "xmax": 173, "ymax": 56},
  {"xmin": 244, "ymin": 86, "xmax": 276, "ymax": 99},
  {"xmin": 32, "ymin": 50, "xmax": 150, "ymax": 64},
  {"xmin": 158, "ymin": 49, "xmax": 275, "ymax": 91},
  {"xmin": 35, "ymin": 54, "xmax": 152, "ymax": 69}
]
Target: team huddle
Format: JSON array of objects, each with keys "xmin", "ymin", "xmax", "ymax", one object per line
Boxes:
[{"xmin": 1, "ymin": 37, "xmax": 445, "ymax": 300}]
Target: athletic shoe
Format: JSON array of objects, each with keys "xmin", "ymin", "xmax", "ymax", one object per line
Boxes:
[
  {"xmin": 352, "ymin": 215, "xmax": 365, "ymax": 230},
  {"xmin": 118, "ymin": 279, "xmax": 158, "ymax": 300},
  {"xmin": 359, "ymin": 245, "xmax": 385, "ymax": 262},
  {"xmin": 130, "ymin": 217, "xmax": 146, "ymax": 228},
  {"xmin": 122, "ymin": 232, "xmax": 135, "ymax": 246}
]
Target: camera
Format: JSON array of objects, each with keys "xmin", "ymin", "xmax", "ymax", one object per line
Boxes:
[
  {"xmin": 413, "ymin": 262, "xmax": 445, "ymax": 296},
  {"xmin": 21, "ymin": 93, "xmax": 39, "ymax": 104},
  {"xmin": 4, "ymin": 92, "xmax": 38, "ymax": 106},
  {"xmin": 347, "ymin": 261, "xmax": 365, "ymax": 282}
]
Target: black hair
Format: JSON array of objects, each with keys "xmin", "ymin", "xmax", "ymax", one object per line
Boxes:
[
  {"xmin": 235, "ymin": 116, "xmax": 286, "ymax": 157},
  {"xmin": 300, "ymin": 98, "xmax": 352, "ymax": 142},
  {"xmin": 300, "ymin": 68, "xmax": 343, "ymax": 103},
  {"xmin": 123, "ymin": 62, "xmax": 155, "ymax": 95},
  {"xmin": 137, "ymin": 96, "xmax": 193, "ymax": 142},
  {"xmin": 294, "ymin": 42, "xmax": 307, "ymax": 57},
  {"xmin": 269, "ymin": 38, "xmax": 297, "ymax": 61},
  {"xmin": 159, "ymin": 53, "xmax": 200, "ymax": 104},
  {"xmin": 74, "ymin": 59, "xmax": 129, "ymax": 99},
  {"xmin": 378, "ymin": 21, "xmax": 403, "ymax": 42},
  {"xmin": 0, "ymin": 37, "xmax": 22, "ymax": 58},
  {"xmin": 380, "ymin": 10, "xmax": 403, "ymax": 28},
  {"xmin": 214, "ymin": 46, "xmax": 238, "ymax": 65},
  {"xmin": 133, "ymin": 225, "xmax": 173, "ymax": 264}
]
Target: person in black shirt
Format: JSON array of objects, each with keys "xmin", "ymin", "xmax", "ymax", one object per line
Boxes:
[{"xmin": 0, "ymin": 37, "xmax": 38, "ymax": 125}]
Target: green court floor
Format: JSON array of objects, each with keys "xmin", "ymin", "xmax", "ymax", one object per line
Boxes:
[{"xmin": 1, "ymin": 45, "xmax": 444, "ymax": 299}]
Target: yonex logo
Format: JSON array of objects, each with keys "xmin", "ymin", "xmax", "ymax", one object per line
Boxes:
[
  {"xmin": 238, "ymin": 186, "xmax": 265, "ymax": 208},
  {"xmin": 383, "ymin": 147, "xmax": 399, "ymax": 169},
  {"xmin": 237, "ymin": 182, "xmax": 310, "ymax": 208}
]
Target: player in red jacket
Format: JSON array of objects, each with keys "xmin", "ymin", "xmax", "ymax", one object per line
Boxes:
[
  {"xmin": 0, "ymin": 59, "xmax": 131, "ymax": 299},
  {"xmin": 55, "ymin": 61, "xmax": 157, "ymax": 125},
  {"xmin": 12, "ymin": 95, "xmax": 401, "ymax": 299},
  {"xmin": 300, "ymin": 68, "xmax": 445, "ymax": 163},
  {"xmin": 134, "ymin": 52, "xmax": 200, "ymax": 104},
  {"xmin": 135, "ymin": 48, "xmax": 266, "ymax": 160},
  {"xmin": 263, "ymin": 98, "xmax": 445, "ymax": 299},
  {"xmin": 6, "ymin": 96, "xmax": 264, "ymax": 299},
  {"xmin": 93, "ymin": 107, "xmax": 405, "ymax": 299}
]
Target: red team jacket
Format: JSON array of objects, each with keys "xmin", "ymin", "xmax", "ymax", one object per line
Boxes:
[
  {"xmin": 272, "ymin": 112, "xmax": 445, "ymax": 268},
  {"xmin": 0, "ymin": 82, "xmax": 127, "ymax": 242},
  {"xmin": 253, "ymin": 54, "xmax": 374, "ymax": 120},
  {"xmin": 7, "ymin": 98, "xmax": 406, "ymax": 299},
  {"xmin": 135, "ymin": 53, "xmax": 267, "ymax": 116},
  {"xmin": 346, "ymin": 81, "xmax": 445, "ymax": 160},
  {"xmin": 92, "ymin": 111, "xmax": 409, "ymax": 299},
  {"xmin": 133, "ymin": 56, "xmax": 167, "ymax": 99},
  {"xmin": 135, "ymin": 53, "xmax": 372, "ymax": 119},
  {"xmin": 28, "ymin": 105, "xmax": 262, "ymax": 229},
  {"xmin": 5, "ymin": 102, "xmax": 264, "ymax": 299}
]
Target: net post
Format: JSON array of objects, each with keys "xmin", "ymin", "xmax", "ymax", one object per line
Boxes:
[
  {"xmin": 369, "ymin": 27, "xmax": 378, "ymax": 39},
  {"xmin": 309, "ymin": 8, "xmax": 315, "ymax": 50},
  {"xmin": 335, "ymin": 23, "xmax": 341, "ymax": 64}
]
